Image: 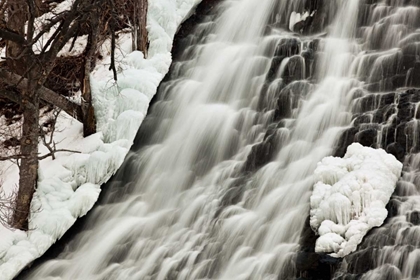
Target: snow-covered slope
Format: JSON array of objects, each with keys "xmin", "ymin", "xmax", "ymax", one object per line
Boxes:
[
  {"xmin": 310, "ymin": 143, "xmax": 403, "ymax": 257},
  {"xmin": 0, "ymin": 0, "xmax": 201, "ymax": 279}
]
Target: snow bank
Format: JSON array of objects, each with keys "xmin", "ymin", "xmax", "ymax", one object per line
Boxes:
[
  {"xmin": 0, "ymin": 0, "xmax": 202, "ymax": 278},
  {"xmin": 310, "ymin": 143, "xmax": 402, "ymax": 257}
]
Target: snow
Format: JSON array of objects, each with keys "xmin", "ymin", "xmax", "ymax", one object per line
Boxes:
[
  {"xmin": 0, "ymin": 0, "xmax": 202, "ymax": 278},
  {"xmin": 310, "ymin": 143, "xmax": 403, "ymax": 257}
]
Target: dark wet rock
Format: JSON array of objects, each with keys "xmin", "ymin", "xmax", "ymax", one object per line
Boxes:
[
  {"xmin": 333, "ymin": 88, "xmax": 420, "ymax": 159},
  {"xmin": 387, "ymin": 198, "xmax": 402, "ymax": 218},
  {"xmin": 407, "ymin": 62, "xmax": 420, "ymax": 88},
  {"xmin": 333, "ymin": 127, "xmax": 358, "ymax": 157},
  {"xmin": 296, "ymin": 216, "xmax": 342, "ymax": 280},
  {"xmin": 395, "ymin": 121, "xmax": 408, "ymax": 144},
  {"xmin": 293, "ymin": 20, "xmax": 306, "ymax": 33},
  {"xmin": 244, "ymin": 129, "xmax": 278, "ymax": 172},
  {"xmin": 352, "ymin": 115, "xmax": 371, "ymax": 126},
  {"xmin": 302, "ymin": 49, "xmax": 315, "ymax": 79},
  {"xmin": 397, "ymin": 104, "xmax": 414, "ymax": 123},
  {"xmin": 358, "ymin": 94, "xmax": 377, "ymax": 113},
  {"xmin": 372, "ymin": 104, "xmax": 395, "ymax": 123},
  {"xmin": 169, "ymin": 0, "xmax": 223, "ymax": 59},
  {"xmin": 333, "ymin": 274, "xmax": 362, "ymax": 280},
  {"xmin": 345, "ymin": 248, "xmax": 379, "ymax": 275},
  {"xmin": 296, "ymin": 252, "xmax": 341, "ymax": 280},
  {"xmin": 266, "ymin": 56, "xmax": 287, "ymax": 82},
  {"xmin": 407, "ymin": 210, "xmax": 420, "ymax": 225},
  {"xmin": 355, "ymin": 129, "xmax": 377, "ymax": 147},
  {"xmin": 401, "ymin": 43, "xmax": 420, "ymax": 70},
  {"xmin": 379, "ymin": 93, "xmax": 396, "ymax": 107},
  {"xmin": 274, "ymin": 81, "xmax": 312, "ymax": 120},
  {"xmin": 388, "ymin": 142, "xmax": 406, "ymax": 162},
  {"xmin": 275, "ymin": 38, "xmax": 300, "ymax": 57},
  {"xmin": 406, "ymin": 123, "xmax": 420, "ymax": 153},
  {"xmin": 284, "ymin": 56, "xmax": 306, "ymax": 83},
  {"xmin": 366, "ymin": 74, "xmax": 407, "ymax": 93},
  {"xmin": 409, "ymin": 89, "xmax": 420, "ymax": 103},
  {"xmin": 304, "ymin": 0, "xmax": 321, "ymax": 12}
]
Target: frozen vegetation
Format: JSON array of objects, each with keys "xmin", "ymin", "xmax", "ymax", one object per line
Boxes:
[
  {"xmin": 310, "ymin": 143, "xmax": 403, "ymax": 257},
  {"xmin": 0, "ymin": 0, "xmax": 201, "ymax": 278}
]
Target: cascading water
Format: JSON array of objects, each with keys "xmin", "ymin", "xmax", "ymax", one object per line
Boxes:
[{"xmin": 19, "ymin": 0, "xmax": 420, "ymax": 279}]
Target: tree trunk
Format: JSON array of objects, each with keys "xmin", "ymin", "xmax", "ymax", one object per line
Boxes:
[
  {"xmin": 12, "ymin": 73, "xmax": 40, "ymax": 230},
  {"xmin": 5, "ymin": 0, "xmax": 27, "ymax": 75},
  {"xmin": 80, "ymin": 11, "xmax": 98, "ymax": 137},
  {"xmin": 5, "ymin": 0, "xmax": 37, "ymax": 230},
  {"xmin": 81, "ymin": 72, "xmax": 96, "ymax": 137},
  {"xmin": 133, "ymin": 0, "xmax": 149, "ymax": 56}
]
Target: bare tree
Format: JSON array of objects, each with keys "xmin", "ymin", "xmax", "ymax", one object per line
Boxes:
[
  {"xmin": 38, "ymin": 108, "xmax": 81, "ymax": 160},
  {"xmin": 0, "ymin": 0, "xmax": 98, "ymax": 230},
  {"xmin": 0, "ymin": 0, "xmax": 149, "ymax": 230}
]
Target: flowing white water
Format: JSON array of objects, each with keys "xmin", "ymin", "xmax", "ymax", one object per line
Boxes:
[{"xmin": 21, "ymin": 0, "xmax": 420, "ymax": 279}]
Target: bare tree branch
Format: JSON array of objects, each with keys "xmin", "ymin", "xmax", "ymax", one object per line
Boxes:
[
  {"xmin": 38, "ymin": 108, "xmax": 82, "ymax": 160},
  {"xmin": 38, "ymin": 149, "xmax": 81, "ymax": 160},
  {"xmin": 108, "ymin": 0, "xmax": 118, "ymax": 81},
  {"xmin": 0, "ymin": 184, "xmax": 18, "ymax": 229},
  {"xmin": 0, "ymin": 69, "xmax": 83, "ymax": 121},
  {"xmin": 26, "ymin": 0, "xmax": 36, "ymax": 41},
  {"xmin": 0, "ymin": 28, "xmax": 27, "ymax": 44},
  {"xmin": 0, "ymin": 154, "xmax": 26, "ymax": 160},
  {"xmin": 29, "ymin": 11, "xmax": 70, "ymax": 45}
]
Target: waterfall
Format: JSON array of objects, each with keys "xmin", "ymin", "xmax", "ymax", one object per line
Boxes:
[{"xmin": 20, "ymin": 0, "xmax": 420, "ymax": 279}]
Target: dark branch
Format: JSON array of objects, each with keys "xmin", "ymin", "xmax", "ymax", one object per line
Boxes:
[
  {"xmin": 0, "ymin": 154, "xmax": 26, "ymax": 161},
  {"xmin": 38, "ymin": 149, "xmax": 81, "ymax": 160},
  {"xmin": 108, "ymin": 0, "xmax": 118, "ymax": 81},
  {"xmin": 0, "ymin": 69, "xmax": 83, "ymax": 121},
  {"xmin": 0, "ymin": 28, "xmax": 27, "ymax": 44},
  {"xmin": 30, "ymin": 12, "xmax": 70, "ymax": 45},
  {"xmin": 0, "ymin": 88, "xmax": 21, "ymax": 104},
  {"xmin": 26, "ymin": 0, "xmax": 36, "ymax": 41}
]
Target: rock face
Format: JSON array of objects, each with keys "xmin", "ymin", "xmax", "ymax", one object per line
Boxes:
[
  {"xmin": 332, "ymin": 88, "xmax": 420, "ymax": 279},
  {"xmin": 334, "ymin": 89, "xmax": 420, "ymax": 161},
  {"xmin": 143, "ymin": 0, "xmax": 420, "ymax": 278},
  {"xmin": 243, "ymin": 3, "xmax": 420, "ymax": 277},
  {"xmin": 277, "ymin": 0, "xmax": 420, "ymax": 279}
]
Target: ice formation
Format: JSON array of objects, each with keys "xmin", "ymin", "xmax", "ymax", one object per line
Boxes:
[
  {"xmin": 310, "ymin": 143, "xmax": 403, "ymax": 257},
  {"xmin": 0, "ymin": 0, "xmax": 202, "ymax": 278},
  {"xmin": 289, "ymin": 11, "xmax": 310, "ymax": 31}
]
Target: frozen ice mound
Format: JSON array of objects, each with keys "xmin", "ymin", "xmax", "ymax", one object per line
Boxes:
[{"xmin": 310, "ymin": 142, "xmax": 403, "ymax": 257}]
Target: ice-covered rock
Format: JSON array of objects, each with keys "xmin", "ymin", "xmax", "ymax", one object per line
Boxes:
[
  {"xmin": 289, "ymin": 11, "xmax": 310, "ymax": 32},
  {"xmin": 310, "ymin": 143, "xmax": 403, "ymax": 257}
]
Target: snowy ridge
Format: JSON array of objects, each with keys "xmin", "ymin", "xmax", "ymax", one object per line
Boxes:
[
  {"xmin": 310, "ymin": 143, "xmax": 403, "ymax": 258},
  {"xmin": 0, "ymin": 0, "xmax": 201, "ymax": 279}
]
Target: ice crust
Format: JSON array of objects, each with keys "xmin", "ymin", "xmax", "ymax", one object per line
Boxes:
[
  {"xmin": 0, "ymin": 0, "xmax": 201, "ymax": 278},
  {"xmin": 310, "ymin": 143, "xmax": 403, "ymax": 257}
]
